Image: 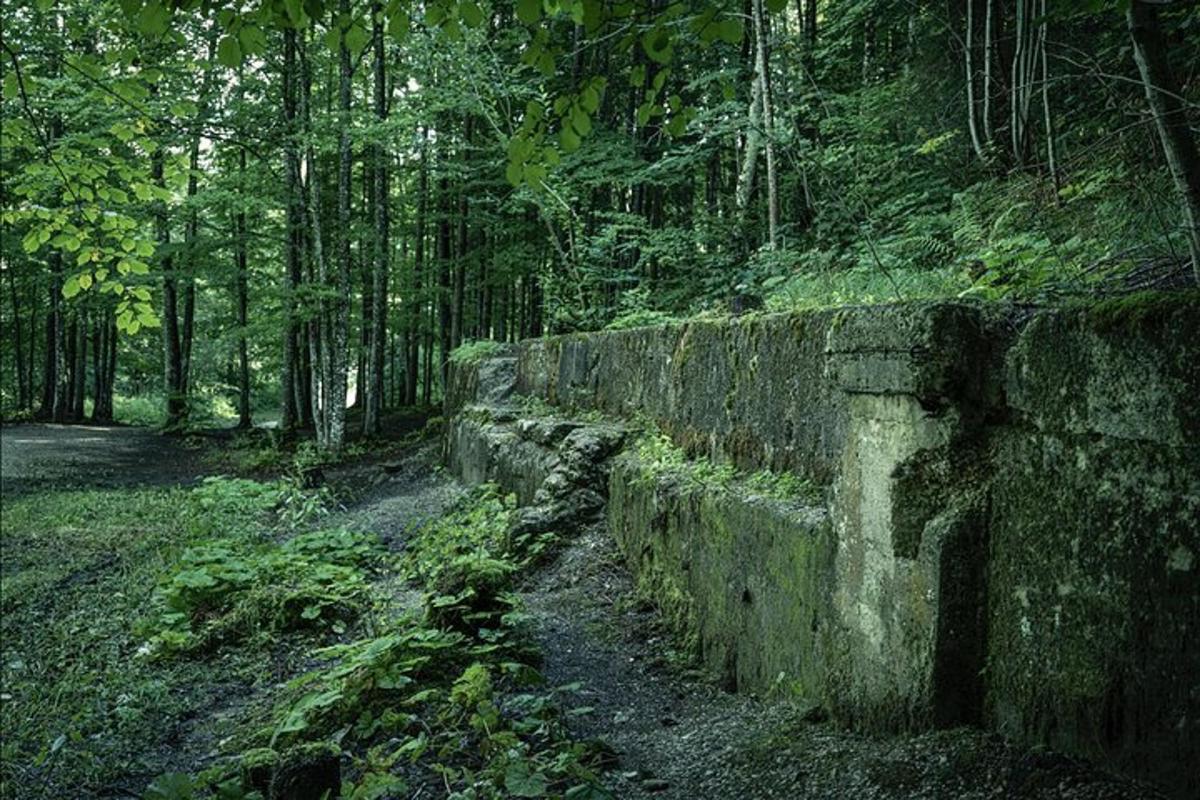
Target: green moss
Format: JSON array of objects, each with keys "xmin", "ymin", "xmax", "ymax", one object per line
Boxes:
[
  {"xmin": 449, "ymin": 339, "xmax": 508, "ymax": 364},
  {"xmin": 1080, "ymin": 289, "xmax": 1200, "ymax": 333}
]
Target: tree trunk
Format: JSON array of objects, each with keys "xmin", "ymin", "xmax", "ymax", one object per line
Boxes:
[
  {"xmin": 1039, "ymin": 0, "xmax": 1057, "ymax": 189},
  {"xmin": 364, "ymin": 4, "xmax": 389, "ymax": 436},
  {"xmin": 328, "ymin": 0, "xmax": 353, "ymax": 451},
  {"xmin": 735, "ymin": 47, "xmax": 763, "ymax": 219},
  {"xmin": 280, "ymin": 27, "xmax": 301, "ymax": 432},
  {"xmin": 63, "ymin": 313, "xmax": 77, "ymax": 419},
  {"xmin": 71, "ymin": 312, "xmax": 86, "ymax": 421},
  {"xmin": 152, "ymin": 140, "xmax": 186, "ymax": 428},
  {"xmin": 235, "ymin": 147, "xmax": 252, "ymax": 429},
  {"xmin": 406, "ymin": 129, "xmax": 428, "ymax": 407},
  {"xmin": 90, "ymin": 314, "xmax": 115, "ymax": 423},
  {"xmin": 1128, "ymin": 0, "xmax": 1200, "ymax": 281},
  {"xmin": 437, "ymin": 175, "xmax": 452, "ymax": 390},
  {"xmin": 299, "ymin": 31, "xmax": 329, "ymax": 443},
  {"xmin": 982, "ymin": 0, "xmax": 994, "ymax": 147},
  {"xmin": 965, "ymin": 0, "xmax": 986, "ymax": 161},
  {"xmin": 752, "ymin": 0, "xmax": 779, "ymax": 248},
  {"xmin": 8, "ymin": 269, "xmax": 28, "ymax": 408}
]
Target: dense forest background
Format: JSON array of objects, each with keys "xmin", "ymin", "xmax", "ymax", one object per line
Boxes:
[{"xmin": 2, "ymin": 0, "xmax": 1198, "ymax": 448}]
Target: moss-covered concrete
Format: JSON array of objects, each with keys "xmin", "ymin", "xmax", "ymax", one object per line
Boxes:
[
  {"xmin": 445, "ymin": 296, "xmax": 1200, "ymax": 798},
  {"xmin": 608, "ymin": 452, "xmax": 833, "ymax": 698},
  {"xmin": 985, "ymin": 301, "xmax": 1200, "ymax": 799}
]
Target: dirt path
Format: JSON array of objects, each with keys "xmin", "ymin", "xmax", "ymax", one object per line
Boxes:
[{"xmin": 0, "ymin": 423, "xmax": 204, "ymax": 499}]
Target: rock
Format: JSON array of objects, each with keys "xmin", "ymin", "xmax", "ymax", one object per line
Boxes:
[{"xmin": 641, "ymin": 778, "xmax": 671, "ymax": 792}]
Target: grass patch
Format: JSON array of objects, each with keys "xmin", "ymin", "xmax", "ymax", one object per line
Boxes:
[
  {"xmin": 0, "ymin": 478, "xmax": 317, "ymax": 798},
  {"xmin": 630, "ymin": 430, "xmax": 821, "ymax": 503}
]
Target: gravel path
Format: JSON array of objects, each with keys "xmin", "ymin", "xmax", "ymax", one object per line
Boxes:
[{"xmin": 0, "ymin": 423, "xmax": 204, "ymax": 499}]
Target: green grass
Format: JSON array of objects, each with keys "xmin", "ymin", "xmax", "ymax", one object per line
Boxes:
[
  {"xmin": 0, "ymin": 482, "xmax": 285, "ymax": 798},
  {"xmin": 630, "ymin": 430, "xmax": 821, "ymax": 504}
]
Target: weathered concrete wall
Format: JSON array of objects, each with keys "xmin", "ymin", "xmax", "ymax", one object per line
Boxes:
[
  {"xmin": 444, "ymin": 295, "xmax": 1200, "ymax": 797},
  {"xmin": 607, "ymin": 454, "xmax": 834, "ymax": 698},
  {"xmin": 984, "ymin": 305, "xmax": 1200, "ymax": 796}
]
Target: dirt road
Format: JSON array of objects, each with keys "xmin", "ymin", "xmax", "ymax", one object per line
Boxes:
[{"xmin": 0, "ymin": 424, "xmax": 203, "ymax": 499}]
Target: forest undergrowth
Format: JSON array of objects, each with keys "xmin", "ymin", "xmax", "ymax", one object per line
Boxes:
[{"xmin": 0, "ymin": 431, "xmax": 612, "ymax": 800}]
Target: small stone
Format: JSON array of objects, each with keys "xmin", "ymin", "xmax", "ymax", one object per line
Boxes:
[{"xmin": 641, "ymin": 778, "xmax": 671, "ymax": 792}]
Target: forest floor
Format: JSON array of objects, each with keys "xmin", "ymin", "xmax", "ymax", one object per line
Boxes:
[{"xmin": 0, "ymin": 423, "xmax": 1172, "ymax": 800}]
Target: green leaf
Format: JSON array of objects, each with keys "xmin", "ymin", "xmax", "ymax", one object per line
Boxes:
[
  {"xmin": 238, "ymin": 25, "xmax": 268, "ymax": 56},
  {"xmin": 144, "ymin": 772, "xmax": 195, "ymax": 800},
  {"xmin": 2, "ymin": 73, "xmax": 17, "ymax": 100},
  {"xmin": 78, "ymin": 272, "xmax": 93, "ymax": 290},
  {"xmin": 516, "ymin": 0, "xmax": 541, "ymax": 25},
  {"xmin": 217, "ymin": 36, "xmax": 242, "ymax": 68},
  {"xmin": 62, "ymin": 276, "xmax": 82, "ymax": 299},
  {"xmin": 505, "ymin": 161, "xmax": 523, "ymax": 186},
  {"xmin": 571, "ymin": 107, "xmax": 592, "ymax": 137},
  {"xmin": 324, "ymin": 27, "xmax": 342, "ymax": 52},
  {"xmin": 459, "ymin": 1, "xmax": 483, "ymax": 27},
  {"xmin": 716, "ymin": 18, "xmax": 744, "ymax": 45},
  {"xmin": 505, "ymin": 762, "xmax": 549, "ymax": 798},
  {"xmin": 345, "ymin": 23, "xmax": 371, "ymax": 57},
  {"xmin": 559, "ymin": 125, "xmax": 580, "ymax": 153},
  {"xmin": 138, "ymin": 1, "xmax": 171, "ymax": 36},
  {"xmin": 579, "ymin": 86, "xmax": 600, "ymax": 114},
  {"xmin": 642, "ymin": 27, "xmax": 673, "ymax": 64},
  {"xmin": 388, "ymin": 8, "xmax": 410, "ymax": 39}
]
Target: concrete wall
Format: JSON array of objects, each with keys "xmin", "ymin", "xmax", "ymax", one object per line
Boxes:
[{"xmin": 444, "ymin": 296, "xmax": 1200, "ymax": 797}]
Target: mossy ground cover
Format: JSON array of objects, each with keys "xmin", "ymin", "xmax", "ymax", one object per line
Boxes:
[{"xmin": 1, "ymin": 438, "xmax": 611, "ymax": 800}]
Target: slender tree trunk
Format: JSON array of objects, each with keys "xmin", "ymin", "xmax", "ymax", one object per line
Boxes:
[
  {"xmin": 982, "ymin": 0, "xmax": 994, "ymax": 147},
  {"xmin": 735, "ymin": 48, "xmax": 763, "ymax": 217},
  {"xmin": 364, "ymin": 4, "xmax": 389, "ymax": 436},
  {"xmin": 152, "ymin": 140, "xmax": 185, "ymax": 428},
  {"xmin": 91, "ymin": 315, "xmax": 114, "ymax": 423},
  {"xmin": 437, "ymin": 175, "xmax": 452, "ymax": 390},
  {"xmin": 63, "ymin": 313, "xmax": 77, "ymax": 419},
  {"xmin": 26, "ymin": 293, "xmax": 37, "ymax": 412},
  {"xmin": 234, "ymin": 148, "xmax": 252, "ymax": 429},
  {"xmin": 1039, "ymin": 0, "xmax": 1057, "ymax": 189},
  {"xmin": 406, "ymin": 129, "xmax": 428, "ymax": 406},
  {"xmin": 71, "ymin": 312, "xmax": 86, "ymax": 421},
  {"xmin": 299, "ymin": 32, "xmax": 329, "ymax": 443},
  {"xmin": 8, "ymin": 270, "xmax": 27, "ymax": 408},
  {"xmin": 1128, "ymin": 0, "xmax": 1200, "ymax": 281},
  {"xmin": 422, "ymin": 303, "xmax": 433, "ymax": 405},
  {"xmin": 752, "ymin": 0, "xmax": 779, "ymax": 248},
  {"xmin": 280, "ymin": 27, "xmax": 300, "ymax": 432},
  {"xmin": 1010, "ymin": 0, "xmax": 1038, "ymax": 167},
  {"xmin": 965, "ymin": 0, "xmax": 986, "ymax": 161},
  {"xmin": 328, "ymin": 0, "xmax": 353, "ymax": 451}
]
